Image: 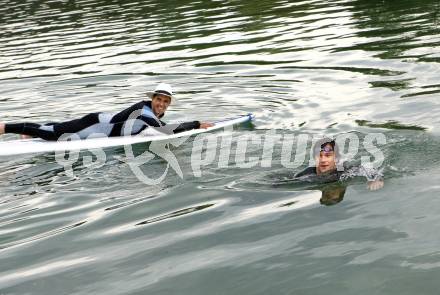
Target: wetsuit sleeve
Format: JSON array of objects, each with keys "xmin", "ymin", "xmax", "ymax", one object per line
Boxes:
[
  {"xmin": 339, "ymin": 165, "xmax": 383, "ymax": 181},
  {"xmin": 173, "ymin": 121, "xmax": 201, "ymax": 133},
  {"xmin": 147, "ymin": 121, "xmax": 201, "ymax": 134},
  {"xmin": 138, "ymin": 115, "xmax": 163, "ymax": 128},
  {"xmin": 110, "ymin": 101, "xmax": 145, "ymax": 123}
]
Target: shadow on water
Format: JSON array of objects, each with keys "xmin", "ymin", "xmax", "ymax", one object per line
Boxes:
[
  {"xmin": 347, "ymin": 0, "xmax": 440, "ymax": 59},
  {"xmin": 136, "ymin": 203, "xmax": 215, "ymax": 226},
  {"xmin": 355, "ymin": 119, "xmax": 427, "ymax": 131}
]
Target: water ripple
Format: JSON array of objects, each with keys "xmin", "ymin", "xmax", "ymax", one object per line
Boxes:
[{"xmin": 1, "ymin": 0, "xmax": 440, "ymax": 293}]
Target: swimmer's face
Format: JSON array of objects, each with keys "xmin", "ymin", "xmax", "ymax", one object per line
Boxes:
[
  {"xmin": 151, "ymin": 94, "xmax": 171, "ymax": 116},
  {"xmin": 316, "ymin": 143, "xmax": 337, "ymax": 175}
]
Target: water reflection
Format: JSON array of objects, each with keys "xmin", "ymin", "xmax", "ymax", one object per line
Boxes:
[
  {"xmin": 320, "ymin": 182, "xmax": 346, "ymax": 206},
  {"xmin": 1, "ymin": 0, "xmax": 440, "ymax": 293}
]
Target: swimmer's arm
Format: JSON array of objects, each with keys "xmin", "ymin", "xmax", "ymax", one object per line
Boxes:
[
  {"xmin": 362, "ymin": 166, "xmax": 384, "ymax": 191},
  {"xmin": 172, "ymin": 121, "xmax": 213, "ymax": 133},
  {"xmin": 148, "ymin": 121, "xmax": 214, "ymax": 134},
  {"xmin": 340, "ymin": 165, "xmax": 384, "ymax": 190}
]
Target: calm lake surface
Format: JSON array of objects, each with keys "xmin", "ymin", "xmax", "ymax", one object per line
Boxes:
[{"xmin": 1, "ymin": 0, "xmax": 440, "ymax": 294}]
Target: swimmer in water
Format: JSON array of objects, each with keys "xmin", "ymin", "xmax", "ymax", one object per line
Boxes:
[
  {"xmin": 295, "ymin": 138, "xmax": 384, "ymax": 191},
  {"xmin": 0, "ymin": 83, "xmax": 214, "ymax": 141}
]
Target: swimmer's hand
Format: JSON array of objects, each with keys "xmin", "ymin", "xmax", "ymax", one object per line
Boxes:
[
  {"xmin": 367, "ymin": 179, "xmax": 384, "ymax": 191},
  {"xmin": 199, "ymin": 122, "xmax": 214, "ymax": 129}
]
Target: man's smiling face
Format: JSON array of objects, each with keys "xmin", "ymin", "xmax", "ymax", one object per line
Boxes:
[
  {"xmin": 151, "ymin": 94, "xmax": 171, "ymax": 117},
  {"xmin": 316, "ymin": 143, "xmax": 337, "ymax": 175}
]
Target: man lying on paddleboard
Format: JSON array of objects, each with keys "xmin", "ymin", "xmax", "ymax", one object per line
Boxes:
[
  {"xmin": 295, "ymin": 138, "xmax": 384, "ymax": 191},
  {"xmin": 0, "ymin": 83, "xmax": 213, "ymax": 141}
]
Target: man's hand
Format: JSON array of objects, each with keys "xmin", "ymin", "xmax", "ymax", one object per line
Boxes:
[
  {"xmin": 199, "ymin": 122, "xmax": 214, "ymax": 129},
  {"xmin": 367, "ymin": 179, "xmax": 384, "ymax": 191}
]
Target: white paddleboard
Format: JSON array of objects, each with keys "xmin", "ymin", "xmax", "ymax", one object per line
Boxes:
[{"xmin": 0, "ymin": 114, "xmax": 254, "ymax": 156}]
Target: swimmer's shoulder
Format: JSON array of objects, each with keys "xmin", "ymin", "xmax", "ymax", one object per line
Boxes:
[{"xmin": 295, "ymin": 166, "xmax": 317, "ymax": 178}]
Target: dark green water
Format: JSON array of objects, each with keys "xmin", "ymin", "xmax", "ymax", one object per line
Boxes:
[{"xmin": 1, "ymin": 0, "xmax": 440, "ymax": 294}]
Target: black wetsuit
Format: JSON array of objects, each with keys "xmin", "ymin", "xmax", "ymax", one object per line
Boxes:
[
  {"xmin": 5, "ymin": 101, "xmax": 200, "ymax": 141},
  {"xmin": 295, "ymin": 164, "xmax": 383, "ymax": 182}
]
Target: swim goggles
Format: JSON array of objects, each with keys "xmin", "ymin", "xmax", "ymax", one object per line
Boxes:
[{"xmin": 320, "ymin": 145, "xmax": 334, "ymax": 153}]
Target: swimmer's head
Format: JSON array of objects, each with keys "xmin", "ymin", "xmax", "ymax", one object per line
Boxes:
[
  {"xmin": 147, "ymin": 83, "xmax": 174, "ymax": 99},
  {"xmin": 147, "ymin": 83, "xmax": 174, "ymax": 117},
  {"xmin": 313, "ymin": 138, "xmax": 340, "ymax": 175}
]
